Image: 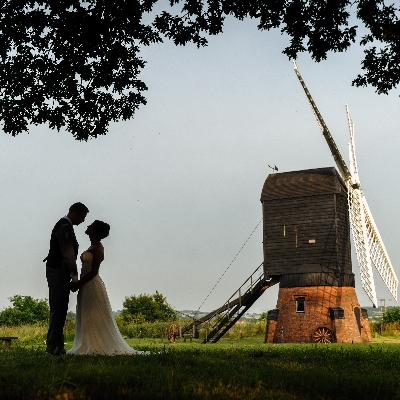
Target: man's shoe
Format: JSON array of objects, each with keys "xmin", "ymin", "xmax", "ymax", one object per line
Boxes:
[
  {"xmin": 53, "ymin": 347, "xmax": 66, "ymax": 356},
  {"xmin": 46, "ymin": 346, "xmax": 66, "ymax": 356}
]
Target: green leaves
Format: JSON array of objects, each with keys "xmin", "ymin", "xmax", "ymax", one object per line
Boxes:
[
  {"xmin": 120, "ymin": 291, "xmax": 176, "ymax": 323},
  {"xmin": 0, "ymin": 295, "xmax": 50, "ymax": 326},
  {"xmin": 0, "ymin": 0, "xmax": 158, "ymax": 140},
  {"xmin": 353, "ymin": 0, "xmax": 400, "ymax": 94},
  {"xmin": 382, "ymin": 306, "xmax": 400, "ymax": 324},
  {"xmin": 0, "ymin": 0, "xmax": 399, "ymax": 140}
]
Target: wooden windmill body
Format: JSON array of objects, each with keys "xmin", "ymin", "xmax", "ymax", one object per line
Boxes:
[{"xmin": 262, "ymin": 167, "xmax": 371, "ymax": 343}]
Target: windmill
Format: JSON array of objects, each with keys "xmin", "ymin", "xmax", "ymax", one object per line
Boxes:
[
  {"xmin": 293, "ymin": 60, "xmax": 398, "ymax": 308},
  {"xmin": 167, "ymin": 62, "xmax": 397, "ymax": 345}
]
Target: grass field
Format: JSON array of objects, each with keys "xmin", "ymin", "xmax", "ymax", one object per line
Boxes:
[{"xmin": 2, "ymin": 335, "xmax": 400, "ymax": 399}]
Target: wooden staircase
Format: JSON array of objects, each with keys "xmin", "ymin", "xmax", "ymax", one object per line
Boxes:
[{"xmin": 179, "ymin": 263, "xmax": 279, "ymax": 343}]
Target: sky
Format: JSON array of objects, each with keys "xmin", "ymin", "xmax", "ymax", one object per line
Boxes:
[{"xmin": 1, "ymin": 13, "xmax": 400, "ymax": 316}]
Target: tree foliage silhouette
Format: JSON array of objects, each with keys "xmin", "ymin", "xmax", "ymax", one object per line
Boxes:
[{"xmin": 0, "ymin": 0, "xmax": 398, "ymax": 140}]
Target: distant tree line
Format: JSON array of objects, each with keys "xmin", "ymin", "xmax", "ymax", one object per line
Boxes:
[{"xmin": 0, "ymin": 292, "xmax": 176, "ymax": 326}]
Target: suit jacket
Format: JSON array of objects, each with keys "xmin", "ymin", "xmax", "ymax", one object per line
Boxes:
[{"xmin": 45, "ymin": 218, "xmax": 79, "ymax": 269}]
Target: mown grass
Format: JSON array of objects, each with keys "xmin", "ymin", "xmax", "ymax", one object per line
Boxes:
[
  {"xmin": 2, "ymin": 323, "xmax": 400, "ymax": 399},
  {"xmin": 2, "ymin": 338, "xmax": 400, "ymax": 399}
]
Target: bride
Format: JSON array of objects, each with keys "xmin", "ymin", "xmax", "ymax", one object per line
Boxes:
[{"xmin": 68, "ymin": 220, "xmax": 148, "ymax": 355}]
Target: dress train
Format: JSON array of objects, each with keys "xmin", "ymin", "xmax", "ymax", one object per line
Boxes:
[{"xmin": 67, "ymin": 251, "xmax": 149, "ymax": 355}]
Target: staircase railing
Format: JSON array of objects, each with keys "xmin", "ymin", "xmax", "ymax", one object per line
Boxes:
[{"xmin": 178, "ymin": 263, "xmax": 279, "ymax": 343}]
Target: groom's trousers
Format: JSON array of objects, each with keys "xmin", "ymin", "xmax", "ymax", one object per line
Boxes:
[{"xmin": 46, "ymin": 266, "xmax": 70, "ymax": 353}]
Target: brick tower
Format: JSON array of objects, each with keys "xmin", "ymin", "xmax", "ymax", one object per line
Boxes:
[{"xmin": 262, "ymin": 168, "xmax": 371, "ymax": 343}]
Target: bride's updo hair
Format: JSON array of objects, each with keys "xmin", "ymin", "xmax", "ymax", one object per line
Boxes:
[{"xmin": 92, "ymin": 220, "xmax": 110, "ymax": 240}]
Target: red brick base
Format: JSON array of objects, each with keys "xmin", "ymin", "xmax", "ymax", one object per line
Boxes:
[{"xmin": 265, "ymin": 286, "xmax": 371, "ymax": 343}]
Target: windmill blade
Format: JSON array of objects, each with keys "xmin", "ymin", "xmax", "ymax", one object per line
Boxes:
[
  {"xmin": 293, "ymin": 60, "xmax": 376, "ymax": 304},
  {"xmin": 346, "ymin": 106, "xmax": 398, "ymax": 303},
  {"xmin": 346, "ymin": 105, "xmax": 377, "ymax": 305},
  {"xmin": 293, "ymin": 62, "xmax": 398, "ymax": 305},
  {"xmin": 346, "ymin": 105, "xmax": 359, "ymax": 182},
  {"xmin": 293, "ymin": 60, "xmax": 351, "ymax": 180},
  {"xmin": 362, "ymin": 196, "xmax": 398, "ymax": 301},
  {"xmin": 347, "ymin": 183, "xmax": 377, "ymax": 306}
]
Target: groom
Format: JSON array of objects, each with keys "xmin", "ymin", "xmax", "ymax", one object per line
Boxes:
[{"xmin": 44, "ymin": 202, "xmax": 89, "ymax": 355}]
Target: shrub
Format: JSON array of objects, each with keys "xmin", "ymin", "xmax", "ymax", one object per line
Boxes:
[
  {"xmin": 369, "ymin": 321, "xmax": 400, "ymax": 337},
  {"xmin": 0, "ymin": 295, "xmax": 49, "ymax": 326},
  {"xmin": 120, "ymin": 291, "xmax": 176, "ymax": 324},
  {"xmin": 63, "ymin": 318, "xmax": 76, "ymax": 342},
  {"xmin": 382, "ymin": 307, "xmax": 400, "ymax": 324},
  {"xmin": 259, "ymin": 312, "xmax": 268, "ymax": 322}
]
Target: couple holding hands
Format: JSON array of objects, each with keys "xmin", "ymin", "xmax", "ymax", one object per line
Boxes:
[{"xmin": 44, "ymin": 202, "xmax": 147, "ymax": 356}]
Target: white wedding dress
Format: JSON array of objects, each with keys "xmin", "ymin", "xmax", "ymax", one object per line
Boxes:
[{"xmin": 68, "ymin": 251, "xmax": 148, "ymax": 355}]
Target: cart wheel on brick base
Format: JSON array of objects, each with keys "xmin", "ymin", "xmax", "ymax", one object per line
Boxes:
[
  {"xmin": 313, "ymin": 327, "xmax": 334, "ymax": 343},
  {"xmin": 168, "ymin": 324, "xmax": 178, "ymax": 343}
]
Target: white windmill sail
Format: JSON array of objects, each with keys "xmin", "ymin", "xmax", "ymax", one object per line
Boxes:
[
  {"xmin": 346, "ymin": 107, "xmax": 377, "ymax": 306},
  {"xmin": 292, "ymin": 60, "xmax": 350, "ymax": 180},
  {"xmin": 293, "ymin": 60, "xmax": 398, "ymax": 307},
  {"xmin": 347, "ymin": 106, "xmax": 398, "ymax": 304}
]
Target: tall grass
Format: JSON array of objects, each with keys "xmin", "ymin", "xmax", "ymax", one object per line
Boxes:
[
  {"xmin": 0, "ymin": 319, "xmax": 265, "ymax": 348},
  {"xmin": 217, "ymin": 319, "xmax": 265, "ymax": 339},
  {"xmin": 117, "ymin": 321, "xmax": 171, "ymax": 339},
  {"xmin": 0, "ymin": 318, "xmax": 76, "ymax": 346},
  {"xmin": 117, "ymin": 319, "xmax": 266, "ymax": 341},
  {"xmin": 0, "ymin": 323, "xmax": 47, "ymax": 345},
  {"xmin": 370, "ymin": 321, "xmax": 400, "ymax": 337}
]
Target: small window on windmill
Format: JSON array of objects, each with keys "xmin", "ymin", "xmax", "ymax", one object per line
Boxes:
[
  {"xmin": 329, "ymin": 307, "xmax": 344, "ymax": 320},
  {"xmin": 295, "ymin": 297, "xmax": 305, "ymax": 313}
]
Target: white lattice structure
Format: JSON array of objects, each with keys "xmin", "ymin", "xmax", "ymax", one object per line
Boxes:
[
  {"xmin": 293, "ymin": 60, "xmax": 398, "ymax": 307},
  {"xmin": 347, "ymin": 105, "xmax": 398, "ymax": 305},
  {"xmin": 347, "ymin": 183, "xmax": 377, "ymax": 305},
  {"xmin": 363, "ymin": 197, "xmax": 398, "ymax": 301}
]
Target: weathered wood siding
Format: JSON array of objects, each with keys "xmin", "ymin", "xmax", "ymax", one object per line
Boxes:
[
  {"xmin": 260, "ymin": 167, "xmax": 343, "ymax": 201},
  {"xmin": 279, "ymin": 272, "xmax": 355, "ymax": 287},
  {"xmin": 261, "ymin": 167, "xmax": 353, "ymax": 284}
]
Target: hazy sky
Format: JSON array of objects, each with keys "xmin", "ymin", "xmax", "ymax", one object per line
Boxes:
[{"xmin": 1, "ymin": 15, "xmax": 399, "ymax": 315}]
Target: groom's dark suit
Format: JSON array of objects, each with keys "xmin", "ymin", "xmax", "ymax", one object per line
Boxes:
[{"xmin": 45, "ymin": 217, "xmax": 79, "ymax": 355}]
